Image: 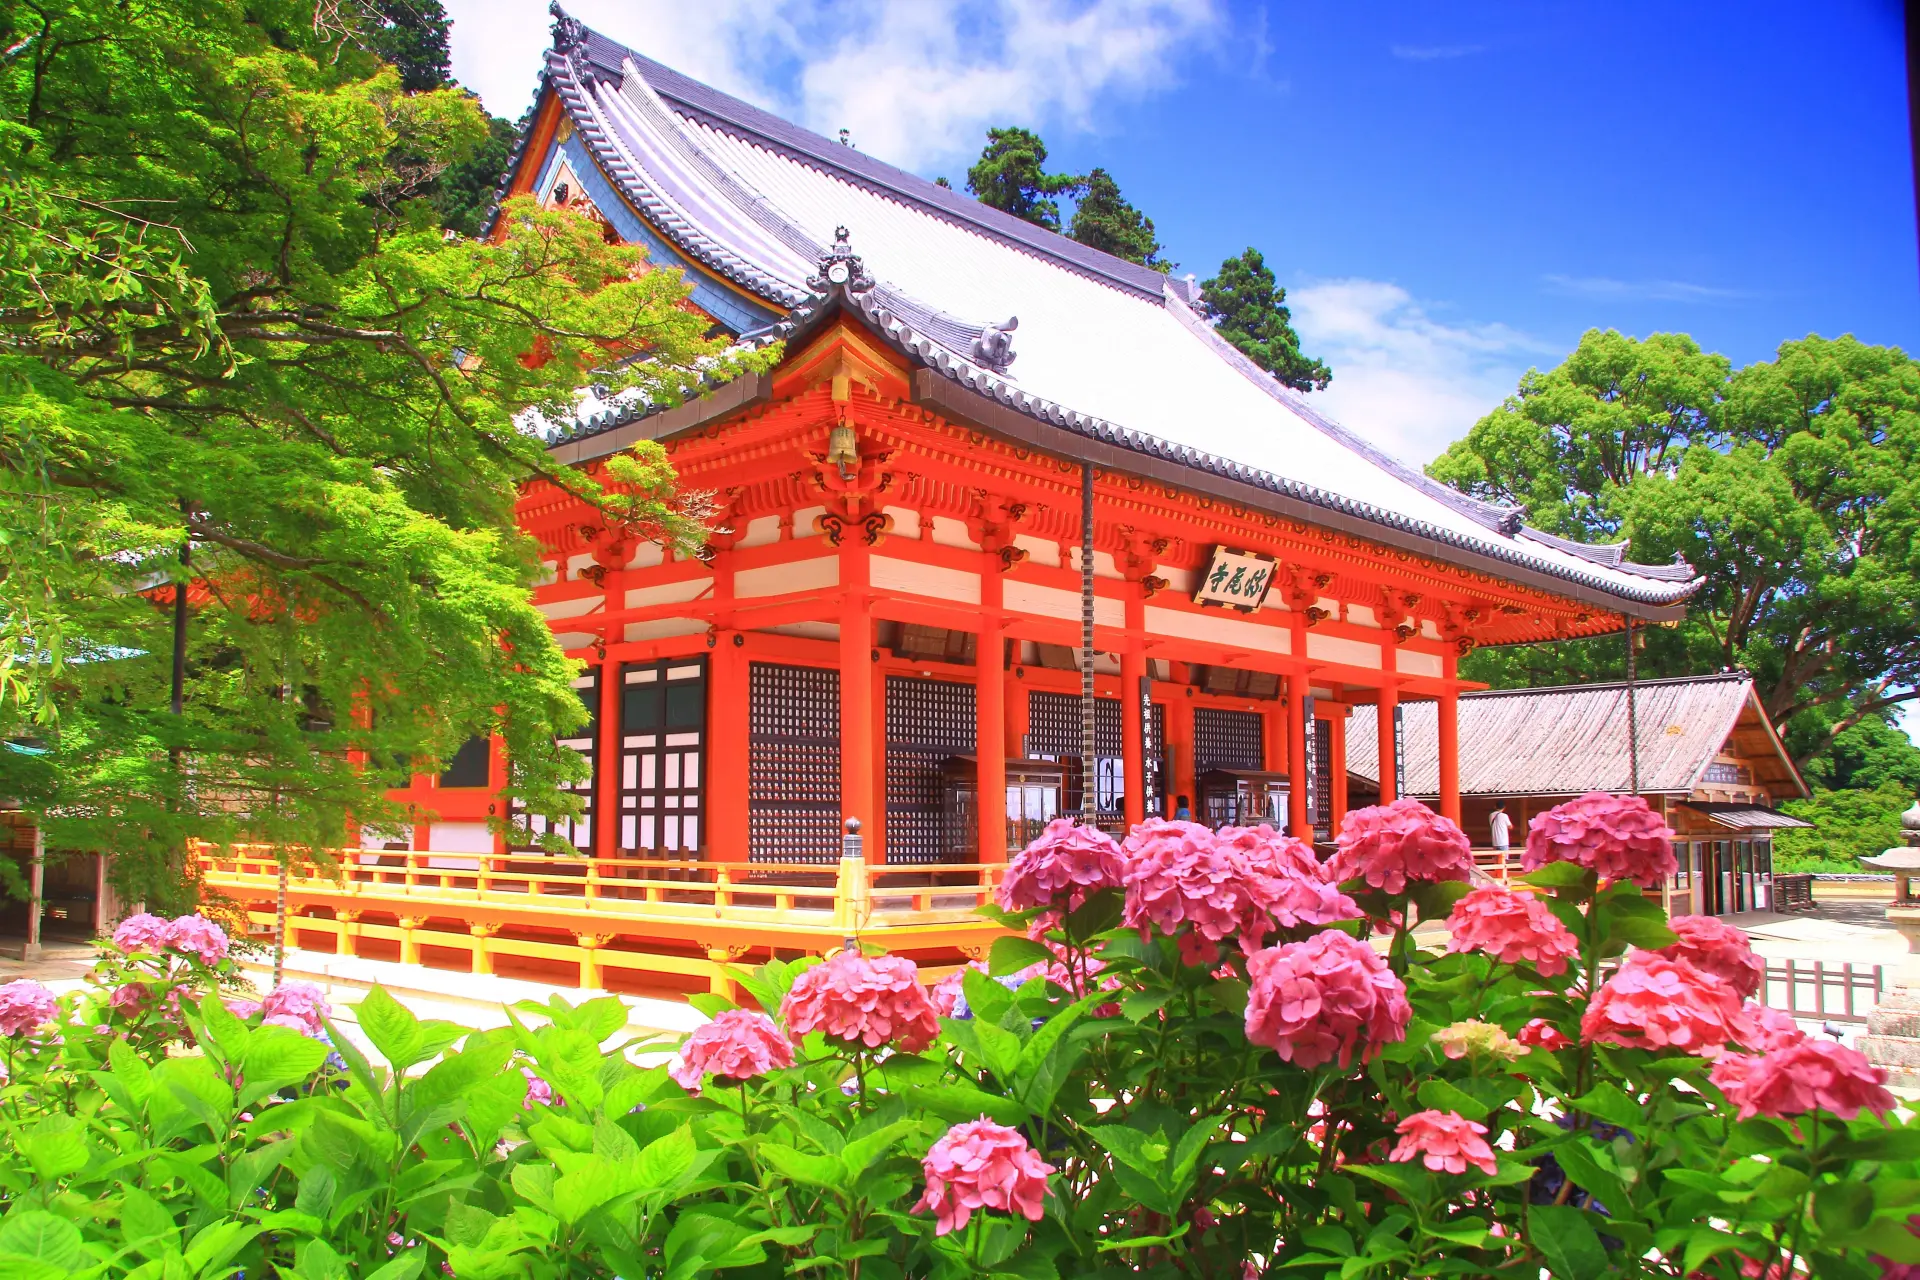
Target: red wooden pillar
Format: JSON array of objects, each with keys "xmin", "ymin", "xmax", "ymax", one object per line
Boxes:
[
  {"xmin": 1329, "ymin": 708, "xmax": 1349, "ymax": 834},
  {"xmin": 1006, "ymin": 663, "xmax": 1029, "ymax": 759},
  {"xmin": 839, "ymin": 539, "xmax": 876, "ymax": 860},
  {"xmin": 977, "ymin": 566, "xmax": 1008, "ymax": 862},
  {"xmin": 1166, "ymin": 665, "xmax": 1195, "ymax": 819},
  {"xmin": 1286, "ymin": 674, "xmax": 1310, "ymax": 838},
  {"xmin": 1119, "ymin": 592, "xmax": 1146, "ymax": 830},
  {"xmin": 596, "ymin": 648, "xmax": 622, "ymax": 857},
  {"xmin": 1376, "ymin": 686, "xmax": 1399, "ymax": 806},
  {"xmin": 1437, "ymin": 652, "xmax": 1461, "ymax": 824},
  {"xmin": 707, "ymin": 546, "xmax": 750, "ymax": 862}
]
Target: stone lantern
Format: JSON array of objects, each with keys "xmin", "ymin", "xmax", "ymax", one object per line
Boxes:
[
  {"xmin": 1859, "ymin": 799, "xmax": 1920, "ymax": 955},
  {"xmin": 1859, "ymin": 799, "xmax": 1920, "ymax": 1087}
]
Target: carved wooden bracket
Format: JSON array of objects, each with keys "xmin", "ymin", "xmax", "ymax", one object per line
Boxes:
[
  {"xmin": 1141, "ymin": 574, "xmax": 1169, "ymax": 598},
  {"xmin": 998, "ymin": 544, "xmax": 1031, "ymax": 572}
]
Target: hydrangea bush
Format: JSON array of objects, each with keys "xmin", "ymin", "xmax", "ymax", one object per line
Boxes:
[{"xmin": 0, "ymin": 795, "xmax": 1915, "ymax": 1278}]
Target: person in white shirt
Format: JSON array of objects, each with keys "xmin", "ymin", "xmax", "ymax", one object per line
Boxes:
[{"xmin": 1488, "ymin": 802, "xmax": 1513, "ymax": 851}]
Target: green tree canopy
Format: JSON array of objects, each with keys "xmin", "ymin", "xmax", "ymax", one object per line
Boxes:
[
  {"xmin": 1200, "ymin": 248, "xmax": 1331, "ymax": 392},
  {"xmin": 1067, "ymin": 167, "xmax": 1165, "ymax": 268},
  {"xmin": 1431, "ymin": 330, "xmax": 1920, "ymax": 771},
  {"xmin": 0, "ymin": 0, "xmax": 770, "ymax": 902},
  {"xmin": 965, "ymin": 126, "xmax": 1084, "ymax": 231}
]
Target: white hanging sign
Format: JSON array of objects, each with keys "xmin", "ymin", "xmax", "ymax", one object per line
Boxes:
[{"xmin": 1193, "ymin": 546, "xmax": 1277, "ymax": 612}]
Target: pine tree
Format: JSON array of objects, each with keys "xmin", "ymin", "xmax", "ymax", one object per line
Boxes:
[
  {"xmin": 360, "ymin": 0, "xmax": 455, "ymax": 93},
  {"xmin": 1069, "ymin": 168, "xmax": 1166, "ymax": 268},
  {"xmin": 1201, "ymin": 249, "xmax": 1331, "ymax": 392},
  {"xmin": 966, "ymin": 127, "xmax": 1084, "ymax": 231}
]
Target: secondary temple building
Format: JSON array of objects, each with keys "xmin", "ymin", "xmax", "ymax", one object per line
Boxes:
[{"xmin": 372, "ymin": 10, "xmax": 1700, "ymax": 879}]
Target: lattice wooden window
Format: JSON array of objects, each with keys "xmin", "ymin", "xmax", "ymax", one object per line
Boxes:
[
  {"xmin": 748, "ymin": 662, "xmax": 841, "ymax": 863},
  {"xmin": 1194, "ymin": 707, "xmax": 1263, "ymax": 774},
  {"xmin": 511, "ymin": 669, "xmax": 598, "ymax": 854},
  {"xmin": 886, "ymin": 676, "xmax": 977, "ymax": 865},
  {"xmin": 1024, "ymin": 691, "xmax": 1130, "ymax": 825},
  {"xmin": 618, "ymin": 659, "xmax": 706, "ymax": 859}
]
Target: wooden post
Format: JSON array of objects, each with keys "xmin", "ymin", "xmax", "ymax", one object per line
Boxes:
[
  {"xmin": 22, "ymin": 825, "xmax": 44, "ymax": 961},
  {"xmin": 1119, "ymin": 644, "xmax": 1147, "ymax": 831},
  {"xmin": 469, "ymin": 922, "xmax": 500, "ymax": 975},
  {"xmin": 596, "ymin": 649, "xmax": 622, "ymax": 858},
  {"xmin": 1167, "ymin": 667, "xmax": 1195, "ymax": 819},
  {"xmin": 336, "ymin": 909, "xmax": 362, "ymax": 958},
  {"xmin": 1437, "ymin": 666, "xmax": 1461, "ymax": 824},
  {"xmin": 1376, "ymin": 683, "xmax": 1399, "ymax": 805},
  {"xmin": 709, "ymin": 631, "xmax": 751, "ymax": 862},
  {"xmin": 1286, "ymin": 675, "xmax": 1310, "ymax": 838},
  {"xmin": 977, "ymin": 623, "xmax": 1008, "ymax": 864},
  {"xmin": 398, "ymin": 915, "xmax": 424, "ymax": 965},
  {"xmin": 840, "ymin": 538, "xmax": 875, "ymax": 860},
  {"xmin": 706, "ymin": 946, "xmax": 740, "ymax": 1000},
  {"xmin": 576, "ymin": 933, "xmax": 609, "ymax": 990},
  {"xmin": 1329, "ymin": 710, "xmax": 1349, "ymax": 836}
]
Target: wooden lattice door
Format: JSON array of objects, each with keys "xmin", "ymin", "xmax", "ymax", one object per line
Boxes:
[
  {"xmin": 617, "ymin": 659, "xmax": 707, "ymax": 859},
  {"xmin": 885, "ymin": 676, "xmax": 976, "ymax": 865},
  {"xmin": 748, "ymin": 663, "xmax": 841, "ymax": 863}
]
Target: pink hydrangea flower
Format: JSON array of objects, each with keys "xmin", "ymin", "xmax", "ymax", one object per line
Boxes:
[
  {"xmin": 1517, "ymin": 1018, "xmax": 1573, "ymax": 1051},
  {"xmin": 1216, "ymin": 823, "xmax": 1326, "ymax": 881},
  {"xmin": 671, "ymin": 1009, "xmax": 795, "ymax": 1092},
  {"xmin": 1658, "ymin": 916, "xmax": 1763, "ymax": 999},
  {"xmin": 781, "ymin": 950, "xmax": 941, "ymax": 1053},
  {"xmin": 1522, "ymin": 792, "xmax": 1676, "ymax": 887},
  {"xmin": 1709, "ymin": 1038, "xmax": 1895, "ymax": 1121},
  {"xmin": 1740, "ymin": 1003, "xmax": 1805, "ymax": 1053},
  {"xmin": 997, "ymin": 818, "xmax": 1125, "ymax": 914},
  {"xmin": 259, "ymin": 982, "xmax": 330, "ymax": 1037},
  {"xmin": 1123, "ymin": 821, "xmax": 1359, "ymax": 960},
  {"xmin": 224, "ymin": 997, "xmax": 263, "ymax": 1021},
  {"xmin": 164, "ymin": 915, "xmax": 229, "ymax": 965},
  {"xmin": 109, "ymin": 983, "xmax": 151, "ymax": 1015},
  {"xmin": 521, "ymin": 1066, "xmax": 554, "ymax": 1108},
  {"xmin": 1580, "ymin": 953, "xmax": 1753, "ymax": 1053},
  {"xmin": 928, "ymin": 961, "xmax": 987, "ymax": 1017},
  {"xmin": 1244, "ymin": 929, "xmax": 1411, "ymax": 1069},
  {"xmin": 912, "ymin": 1117, "xmax": 1055, "ymax": 1236},
  {"xmin": 1389, "ymin": 1109, "xmax": 1499, "ymax": 1177},
  {"xmin": 1444, "ymin": 886, "xmax": 1580, "ymax": 976},
  {"xmin": 1327, "ymin": 800, "xmax": 1474, "ymax": 894},
  {"xmin": 113, "ymin": 912, "xmax": 173, "ymax": 954},
  {"xmin": 0, "ymin": 980, "xmax": 57, "ymax": 1036}
]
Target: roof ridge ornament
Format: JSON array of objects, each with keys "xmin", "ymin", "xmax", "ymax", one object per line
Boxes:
[
  {"xmin": 807, "ymin": 226, "xmax": 875, "ymax": 296},
  {"xmin": 1496, "ymin": 507, "xmax": 1524, "ymax": 537},
  {"xmin": 550, "ymin": 2, "xmax": 588, "ymax": 53},
  {"xmin": 971, "ymin": 316, "xmax": 1019, "ymax": 373}
]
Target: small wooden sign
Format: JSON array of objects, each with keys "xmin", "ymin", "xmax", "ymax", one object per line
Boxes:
[{"xmin": 1194, "ymin": 546, "xmax": 1277, "ymax": 612}]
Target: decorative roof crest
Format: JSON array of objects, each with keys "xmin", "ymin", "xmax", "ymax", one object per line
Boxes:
[
  {"xmin": 807, "ymin": 226, "xmax": 875, "ymax": 296},
  {"xmin": 549, "ymin": 2, "xmax": 589, "ymax": 53},
  {"xmin": 971, "ymin": 316, "xmax": 1019, "ymax": 372}
]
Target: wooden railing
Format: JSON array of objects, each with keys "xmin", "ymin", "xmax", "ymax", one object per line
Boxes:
[
  {"xmin": 1765, "ymin": 959, "xmax": 1884, "ymax": 1024},
  {"xmin": 196, "ymin": 844, "xmax": 1011, "ymax": 995}
]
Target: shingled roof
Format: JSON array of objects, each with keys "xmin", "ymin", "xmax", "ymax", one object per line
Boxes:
[
  {"xmin": 1344, "ymin": 673, "xmax": 1810, "ymax": 799},
  {"xmin": 502, "ymin": 7, "xmax": 1702, "ymax": 616}
]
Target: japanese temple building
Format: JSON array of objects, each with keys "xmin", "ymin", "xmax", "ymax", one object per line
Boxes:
[
  {"xmin": 377, "ymin": 7, "xmax": 1698, "ymax": 872},
  {"xmin": 202, "ymin": 10, "xmax": 1701, "ymax": 990}
]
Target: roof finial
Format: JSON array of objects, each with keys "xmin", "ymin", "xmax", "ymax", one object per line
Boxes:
[
  {"xmin": 549, "ymin": 2, "xmax": 587, "ymax": 52},
  {"xmin": 838, "ymin": 128, "xmax": 852, "ymax": 147},
  {"xmin": 1496, "ymin": 507, "xmax": 1524, "ymax": 537},
  {"xmin": 972, "ymin": 316, "xmax": 1019, "ymax": 372},
  {"xmin": 807, "ymin": 226, "xmax": 874, "ymax": 296}
]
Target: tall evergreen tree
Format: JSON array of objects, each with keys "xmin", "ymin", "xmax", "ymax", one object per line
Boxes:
[
  {"xmin": 359, "ymin": 0, "xmax": 455, "ymax": 92},
  {"xmin": 1069, "ymin": 168, "xmax": 1166, "ymax": 268},
  {"xmin": 1201, "ymin": 248, "xmax": 1331, "ymax": 392},
  {"xmin": 966, "ymin": 127, "xmax": 1084, "ymax": 231}
]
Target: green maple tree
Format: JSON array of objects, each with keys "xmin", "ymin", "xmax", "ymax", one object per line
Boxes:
[{"xmin": 0, "ymin": 0, "xmax": 772, "ymax": 903}]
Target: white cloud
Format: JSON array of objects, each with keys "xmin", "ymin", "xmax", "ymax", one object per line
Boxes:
[
  {"xmin": 444, "ymin": 0, "xmax": 1222, "ymax": 171},
  {"xmin": 1542, "ymin": 274, "xmax": 1753, "ymax": 304},
  {"xmin": 1289, "ymin": 279, "xmax": 1547, "ymax": 466},
  {"xmin": 1390, "ymin": 43, "xmax": 1483, "ymax": 61}
]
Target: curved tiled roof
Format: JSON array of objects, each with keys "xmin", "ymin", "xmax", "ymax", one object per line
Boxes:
[{"xmin": 522, "ymin": 6, "xmax": 1701, "ymax": 613}]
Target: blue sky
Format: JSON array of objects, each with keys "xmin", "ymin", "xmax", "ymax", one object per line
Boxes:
[{"xmin": 448, "ymin": 0, "xmax": 1916, "ymax": 465}]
